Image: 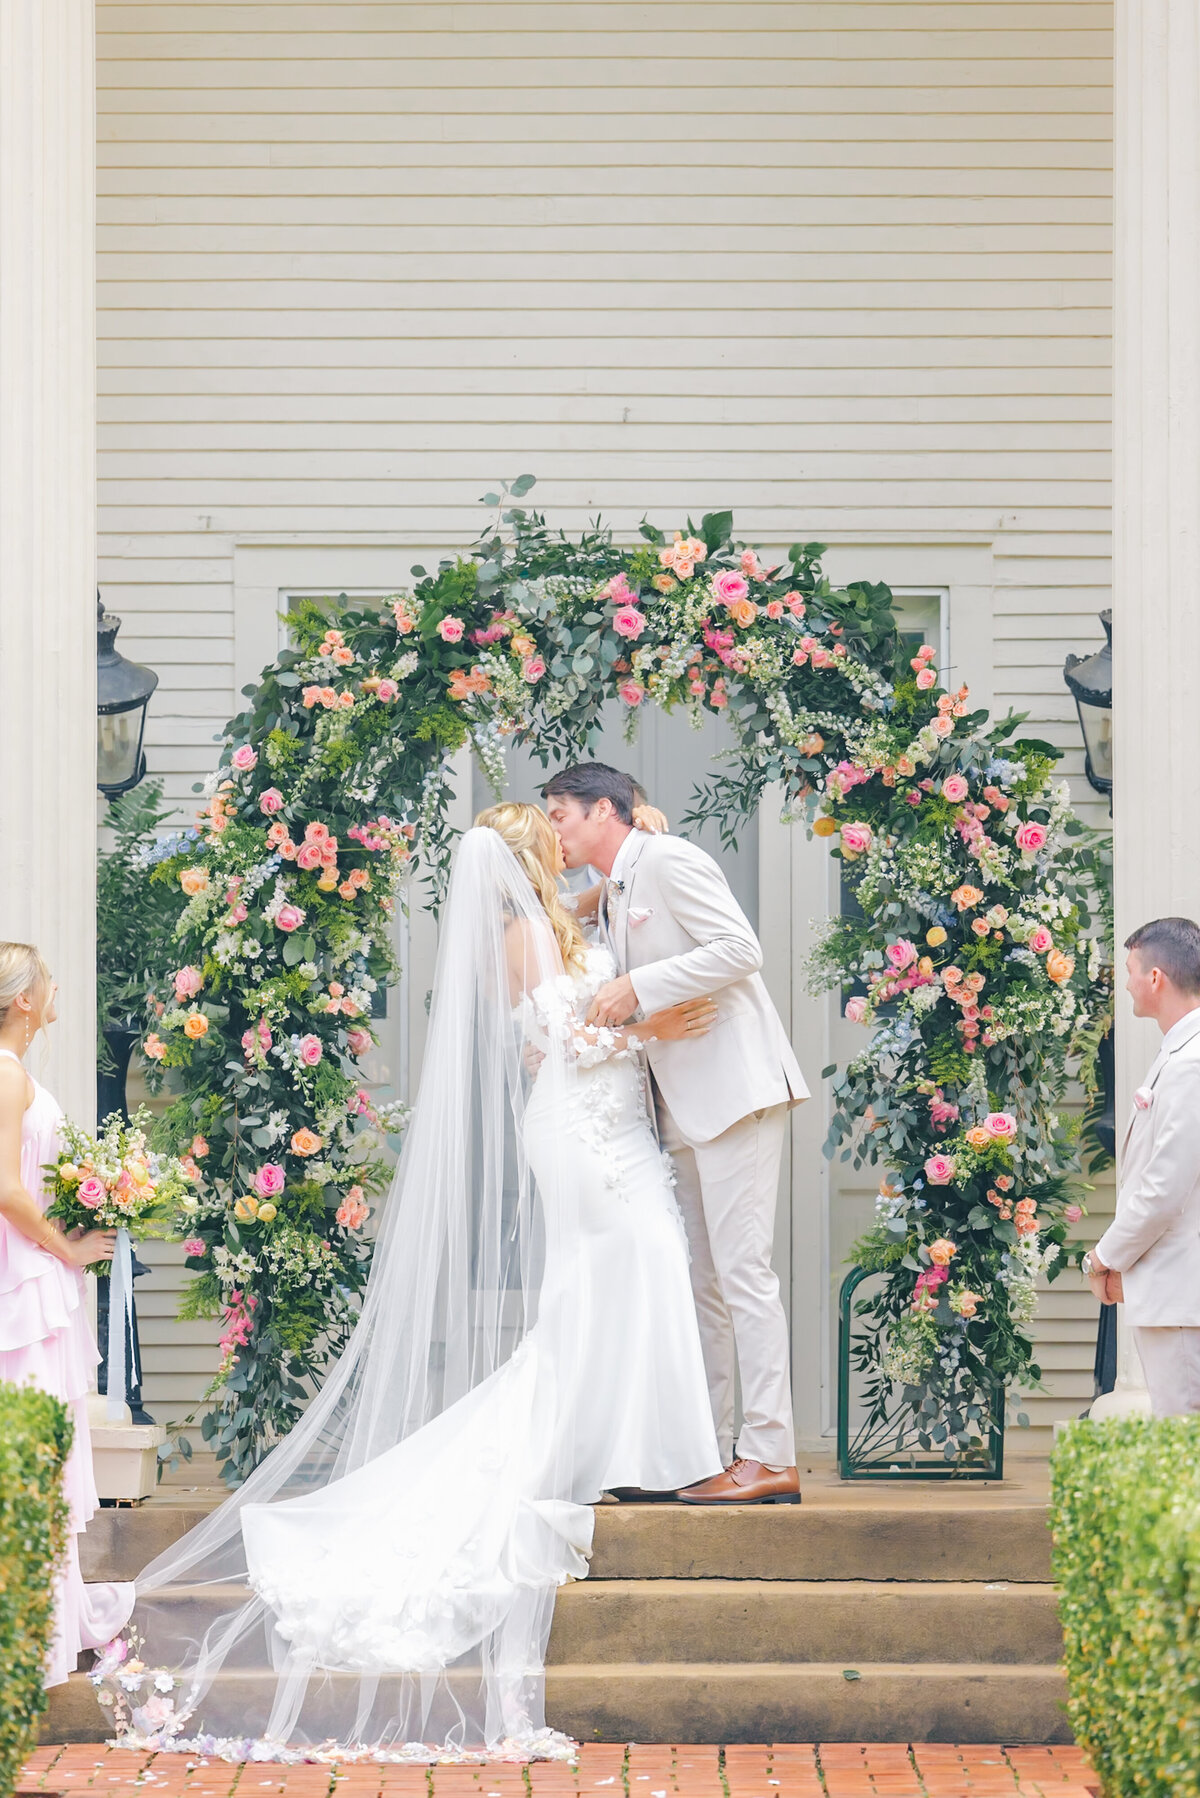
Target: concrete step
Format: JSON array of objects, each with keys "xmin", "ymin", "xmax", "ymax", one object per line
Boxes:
[
  {"xmin": 75, "ymin": 1577, "xmax": 1061, "ymax": 1668},
  {"xmin": 546, "ymin": 1662, "xmax": 1072, "ymax": 1745},
  {"xmin": 81, "ymin": 1492, "xmax": 1054, "ymax": 1586},
  {"xmin": 547, "ymin": 1580, "xmax": 1062, "ymax": 1667},
  {"xmin": 44, "ymin": 1660, "xmax": 1071, "ymax": 1748}
]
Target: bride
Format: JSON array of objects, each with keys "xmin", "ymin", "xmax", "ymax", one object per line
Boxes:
[{"xmin": 97, "ymin": 804, "xmax": 723, "ymax": 1762}]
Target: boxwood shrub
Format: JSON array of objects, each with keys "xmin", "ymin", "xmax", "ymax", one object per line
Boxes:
[
  {"xmin": 0, "ymin": 1382, "xmax": 73, "ymax": 1795},
  {"xmin": 1052, "ymin": 1415, "xmax": 1200, "ymax": 1796}
]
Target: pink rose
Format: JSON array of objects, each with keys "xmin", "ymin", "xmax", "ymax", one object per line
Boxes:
[
  {"xmin": 985, "ymin": 1112, "xmax": 1018, "ymax": 1140},
  {"xmin": 602, "ymin": 573, "xmax": 637, "ymax": 605},
  {"xmin": 930, "ymin": 714, "xmax": 954, "ymax": 739},
  {"xmin": 941, "ymin": 775, "xmax": 969, "ymax": 804},
  {"xmin": 276, "ymin": 904, "xmax": 304, "ymax": 933},
  {"xmin": 297, "ymin": 1034, "xmax": 323, "ymax": 1067},
  {"xmin": 612, "ymin": 606, "xmax": 647, "ymax": 640},
  {"xmin": 924, "ymin": 1154, "xmax": 956, "ymax": 1187},
  {"xmin": 376, "ymin": 679, "xmax": 399, "ymax": 702},
  {"xmin": 1064, "ymin": 1205, "xmax": 1083, "ymax": 1224},
  {"xmin": 437, "ymin": 616, "xmax": 464, "ymax": 643},
  {"xmin": 885, "ymin": 939, "xmax": 917, "ymax": 973},
  {"xmin": 844, "ymin": 996, "xmax": 868, "ymax": 1024},
  {"xmin": 1029, "ymin": 926, "xmax": 1053, "ymax": 953},
  {"xmin": 173, "ymin": 965, "xmax": 202, "ymax": 1001},
  {"xmin": 711, "ymin": 570, "xmax": 750, "ymax": 605},
  {"xmin": 618, "ymin": 680, "xmax": 645, "ymax": 707},
  {"xmin": 915, "ymin": 667, "xmax": 936, "ymax": 690},
  {"xmin": 346, "ymin": 1026, "xmax": 373, "ymax": 1057},
  {"xmin": 231, "ymin": 745, "xmax": 257, "ymax": 772},
  {"xmin": 183, "ymin": 1238, "xmax": 206, "ymax": 1259},
  {"xmin": 522, "ymin": 656, "xmax": 546, "ymax": 683},
  {"xmin": 78, "ymin": 1176, "xmax": 106, "ymax": 1209},
  {"xmin": 295, "ymin": 843, "xmax": 323, "ymax": 872},
  {"xmin": 1015, "ymin": 821, "xmax": 1048, "ymax": 853},
  {"xmin": 840, "ymin": 822, "xmax": 872, "ymax": 855},
  {"xmin": 765, "ymin": 600, "xmax": 784, "ymax": 620},
  {"xmin": 254, "ymin": 1163, "xmax": 285, "ymax": 1198},
  {"xmin": 259, "ymin": 787, "xmax": 284, "ymax": 814}
]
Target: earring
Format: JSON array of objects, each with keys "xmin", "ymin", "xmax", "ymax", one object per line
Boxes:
[{"xmin": 23, "ymin": 1011, "xmax": 31, "ymax": 1053}]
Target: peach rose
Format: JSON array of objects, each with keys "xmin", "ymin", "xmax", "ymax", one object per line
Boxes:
[
  {"xmin": 179, "ymin": 867, "xmax": 209, "ymax": 897},
  {"xmin": 191, "ymin": 1134, "xmax": 209, "ymax": 1158},
  {"xmin": 915, "ymin": 667, "xmax": 936, "ymax": 690},
  {"xmin": 143, "ymin": 1033, "xmax": 166, "ymax": 1062},
  {"xmin": 965, "ymin": 1127, "xmax": 991, "ymax": 1150},
  {"xmin": 930, "ymin": 714, "xmax": 954, "ymax": 739},
  {"xmin": 928, "ymin": 1237, "xmax": 958, "ymax": 1265},
  {"xmin": 290, "ymin": 1128, "xmax": 322, "ymax": 1158},
  {"xmin": 1046, "ymin": 949, "xmax": 1075, "ymax": 985},
  {"xmin": 951, "ymin": 884, "xmax": 984, "ymax": 912},
  {"xmin": 729, "ymin": 598, "xmax": 758, "ymax": 629},
  {"xmin": 183, "ymin": 1012, "xmax": 209, "ymax": 1040}
]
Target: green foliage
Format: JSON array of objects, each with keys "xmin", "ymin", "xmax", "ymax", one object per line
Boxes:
[
  {"xmin": 1052, "ymin": 1418, "xmax": 1200, "ymax": 1795},
  {"xmin": 96, "ymin": 779, "xmax": 185, "ymax": 1068},
  {"xmin": 0, "ymin": 1383, "xmax": 73, "ymax": 1791}
]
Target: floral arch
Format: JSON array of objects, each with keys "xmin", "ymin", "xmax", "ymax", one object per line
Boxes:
[{"xmin": 143, "ymin": 480, "xmax": 1111, "ymax": 1484}]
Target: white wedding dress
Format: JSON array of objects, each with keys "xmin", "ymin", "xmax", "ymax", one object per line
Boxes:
[{"xmin": 96, "ymin": 831, "xmax": 720, "ymax": 1763}]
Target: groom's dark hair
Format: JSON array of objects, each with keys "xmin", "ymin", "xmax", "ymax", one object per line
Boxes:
[
  {"xmin": 1126, "ymin": 917, "xmax": 1200, "ymax": 993},
  {"xmin": 542, "ymin": 762, "xmax": 636, "ymax": 825}
]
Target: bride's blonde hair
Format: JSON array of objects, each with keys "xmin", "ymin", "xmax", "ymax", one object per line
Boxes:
[
  {"xmin": 0, "ymin": 942, "xmax": 51, "ymax": 1038},
  {"xmin": 474, "ymin": 802, "xmax": 586, "ymax": 972}
]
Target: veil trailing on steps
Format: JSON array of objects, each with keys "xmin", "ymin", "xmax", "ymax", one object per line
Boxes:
[{"xmin": 94, "ymin": 829, "xmax": 593, "ymax": 1763}]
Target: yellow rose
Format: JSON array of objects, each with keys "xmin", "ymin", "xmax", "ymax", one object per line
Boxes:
[
  {"xmin": 183, "ymin": 1012, "xmax": 209, "ymax": 1040},
  {"xmin": 917, "ymin": 956, "xmax": 934, "ymax": 977},
  {"xmin": 317, "ymin": 874, "xmax": 339, "ymax": 892},
  {"xmin": 59, "ymin": 1163, "xmax": 79, "ymax": 1184},
  {"xmin": 926, "ymin": 926, "xmax": 947, "ymax": 947},
  {"xmin": 233, "ymin": 1195, "xmax": 259, "ymax": 1222},
  {"xmin": 812, "ymin": 816, "xmax": 838, "ymax": 838},
  {"xmin": 257, "ymin": 1202, "xmax": 277, "ymax": 1224}
]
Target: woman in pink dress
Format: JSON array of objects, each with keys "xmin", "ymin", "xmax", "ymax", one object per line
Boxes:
[{"xmin": 0, "ymin": 942, "xmax": 135, "ymax": 1686}]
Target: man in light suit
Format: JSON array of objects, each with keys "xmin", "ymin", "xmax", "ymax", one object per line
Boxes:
[
  {"xmin": 544, "ymin": 762, "xmax": 808, "ymax": 1502},
  {"xmin": 1085, "ymin": 916, "xmax": 1200, "ymax": 1416}
]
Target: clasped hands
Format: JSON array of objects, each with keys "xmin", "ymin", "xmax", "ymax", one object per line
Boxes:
[{"xmin": 1086, "ymin": 1257, "xmax": 1124, "ymax": 1306}]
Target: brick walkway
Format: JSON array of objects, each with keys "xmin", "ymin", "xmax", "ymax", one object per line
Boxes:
[{"xmin": 20, "ymin": 1745, "xmax": 1097, "ymax": 1798}]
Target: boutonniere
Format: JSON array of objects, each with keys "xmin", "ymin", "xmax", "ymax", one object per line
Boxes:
[
  {"xmin": 628, "ymin": 906, "xmax": 655, "ymax": 928},
  {"xmin": 1134, "ymin": 1085, "xmax": 1155, "ymax": 1111}
]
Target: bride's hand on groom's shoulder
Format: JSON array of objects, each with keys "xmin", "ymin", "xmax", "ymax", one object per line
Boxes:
[{"xmin": 633, "ymin": 803, "xmax": 668, "ymax": 835}]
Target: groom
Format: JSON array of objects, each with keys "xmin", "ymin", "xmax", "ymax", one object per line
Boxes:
[{"xmin": 544, "ymin": 762, "xmax": 808, "ymax": 1503}]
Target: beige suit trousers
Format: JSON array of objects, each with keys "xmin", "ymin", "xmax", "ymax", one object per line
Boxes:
[
  {"xmin": 1132, "ymin": 1325, "xmax": 1200, "ymax": 1416},
  {"xmin": 657, "ymin": 1095, "xmax": 795, "ymax": 1469}
]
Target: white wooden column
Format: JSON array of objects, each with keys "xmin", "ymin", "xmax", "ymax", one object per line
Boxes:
[
  {"xmin": 1095, "ymin": 0, "xmax": 1200, "ymax": 1416},
  {"xmin": 0, "ymin": 0, "xmax": 98, "ymax": 1125}
]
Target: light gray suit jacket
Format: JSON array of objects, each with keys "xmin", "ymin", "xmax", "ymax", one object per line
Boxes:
[
  {"xmin": 608, "ymin": 831, "xmax": 808, "ymax": 1145},
  {"xmin": 1095, "ymin": 1011, "xmax": 1200, "ymax": 1327}
]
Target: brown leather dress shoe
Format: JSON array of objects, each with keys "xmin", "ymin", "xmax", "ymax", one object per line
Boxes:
[{"xmin": 677, "ymin": 1458, "xmax": 801, "ymax": 1505}]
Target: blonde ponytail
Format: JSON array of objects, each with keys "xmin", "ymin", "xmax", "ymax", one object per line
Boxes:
[{"xmin": 474, "ymin": 804, "xmax": 587, "ymax": 973}]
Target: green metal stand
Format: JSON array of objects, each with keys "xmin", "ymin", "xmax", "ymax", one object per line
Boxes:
[{"xmin": 837, "ymin": 1265, "xmax": 1005, "ymax": 1480}]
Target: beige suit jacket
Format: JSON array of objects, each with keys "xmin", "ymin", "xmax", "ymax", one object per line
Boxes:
[
  {"xmin": 1095, "ymin": 1010, "xmax": 1200, "ymax": 1327},
  {"xmin": 608, "ymin": 831, "xmax": 808, "ymax": 1145}
]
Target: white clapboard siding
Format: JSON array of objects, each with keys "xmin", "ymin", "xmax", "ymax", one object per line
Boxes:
[{"xmin": 96, "ymin": 0, "xmax": 1114, "ymax": 1434}]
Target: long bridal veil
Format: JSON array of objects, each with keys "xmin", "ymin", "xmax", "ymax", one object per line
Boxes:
[{"xmin": 100, "ymin": 828, "xmax": 591, "ymax": 1761}]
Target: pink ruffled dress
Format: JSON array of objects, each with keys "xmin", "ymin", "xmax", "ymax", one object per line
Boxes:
[{"xmin": 0, "ymin": 1047, "xmax": 134, "ymax": 1685}]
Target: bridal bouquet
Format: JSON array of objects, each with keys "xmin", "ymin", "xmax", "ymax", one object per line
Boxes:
[{"xmin": 46, "ymin": 1108, "xmax": 193, "ymax": 1275}]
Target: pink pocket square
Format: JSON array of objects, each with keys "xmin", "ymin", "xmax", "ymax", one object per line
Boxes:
[
  {"xmin": 627, "ymin": 906, "xmax": 654, "ymax": 928},
  {"xmin": 1134, "ymin": 1085, "xmax": 1154, "ymax": 1110}
]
